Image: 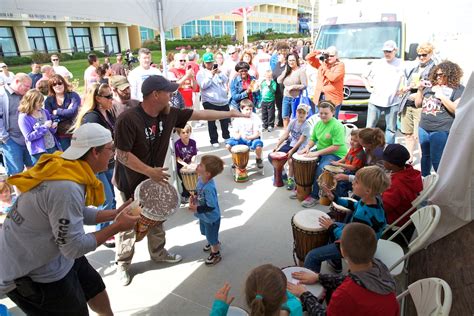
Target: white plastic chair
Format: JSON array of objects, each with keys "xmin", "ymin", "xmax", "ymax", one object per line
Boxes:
[
  {"xmin": 383, "ymin": 173, "xmax": 439, "ymax": 236},
  {"xmin": 375, "ymin": 205, "xmax": 441, "ymax": 276},
  {"xmin": 343, "ymin": 123, "xmax": 357, "ymax": 148},
  {"xmin": 397, "ymin": 278, "xmax": 452, "ymax": 316}
]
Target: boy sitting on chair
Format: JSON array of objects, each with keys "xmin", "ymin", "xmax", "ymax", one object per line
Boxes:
[
  {"xmin": 287, "ymin": 223, "xmax": 399, "ymax": 316},
  {"xmin": 225, "ymin": 99, "xmax": 264, "ymax": 169}
]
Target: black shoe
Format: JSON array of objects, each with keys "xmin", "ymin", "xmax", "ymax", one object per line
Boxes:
[
  {"xmin": 327, "ymin": 259, "xmax": 342, "ymax": 273},
  {"xmin": 256, "ymin": 158, "xmax": 263, "ymax": 169},
  {"xmin": 205, "ymin": 252, "xmax": 222, "ymax": 265}
]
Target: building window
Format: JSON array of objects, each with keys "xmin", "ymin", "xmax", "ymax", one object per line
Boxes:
[
  {"xmin": 0, "ymin": 27, "xmax": 19, "ymax": 57},
  {"xmin": 27, "ymin": 27, "xmax": 59, "ymax": 53},
  {"xmin": 165, "ymin": 31, "xmax": 174, "ymax": 40},
  {"xmin": 224, "ymin": 21, "xmax": 235, "ymax": 36},
  {"xmin": 181, "ymin": 21, "xmax": 196, "ymax": 39},
  {"xmin": 101, "ymin": 27, "xmax": 120, "ymax": 54},
  {"xmin": 140, "ymin": 26, "xmax": 155, "ymax": 42},
  {"xmin": 211, "ymin": 21, "xmax": 223, "ymax": 37},
  {"xmin": 197, "ymin": 20, "xmax": 211, "ymax": 36},
  {"xmin": 67, "ymin": 27, "xmax": 92, "ymax": 53}
]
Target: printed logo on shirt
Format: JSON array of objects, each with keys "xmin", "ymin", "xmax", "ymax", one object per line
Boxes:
[
  {"xmin": 325, "ymin": 133, "xmax": 332, "ymax": 140},
  {"xmin": 144, "ymin": 124, "xmax": 157, "ymax": 141},
  {"xmin": 56, "ymin": 218, "xmax": 70, "ymax": 245},
  {"xmin": 7, "ymin": 201, "xmax": 23, "ymax": 226},
  {"xmin": 422, "ymin": 96, "xmax": 443, "ymax": 116}
]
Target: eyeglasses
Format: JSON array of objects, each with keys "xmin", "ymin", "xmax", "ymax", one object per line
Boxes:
[
  {"xmin": 288, "ymin": 59, "xmax": 297, "ymax": 62},
  {"xmin": 52, "ymin": 59, "xmax": 59, "ymax": 61},
  {"xmin": 328, "ymin": 55, "xmax": 336, "ymax": 57},
  {"xmin": 52, "ymin": 82, "xmax": 63, "ymax": 87},
  {"xmin": 435, "ymin": 73, "xmax": 445, "ymax": 78},
  {"xmin": 104, "ymin": 145, "xmax": 115, "ymax": 152},
  {"xmin": 229, "ymin": 52, "xmax": 237, "ymax": 55},
  {"xmin": 238, "ymin": 69, "xmax": 248, "ymax": 73},
  {"xmin": 417, "ymin": 54, "xmax": 428, "ymax": 57},
  {"xmin": 179, "ymin": 60, "xmax": 186, "ymax": 62},
  {"xmin": 383, "ymin": 50, "xmax": 394, "ymax": 53},
  {"xmin": 99, "ymin": 94, "xmax": 113, "ymax": 99}
]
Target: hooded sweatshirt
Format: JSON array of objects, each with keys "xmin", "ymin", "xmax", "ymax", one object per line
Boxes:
[
  {"xmin": 382, "ymin": 164, "xmax": 423, "ymax": 225},
  {"xmin": 300, "ymin": 259, "xmax": 399, "ymax": 316}
]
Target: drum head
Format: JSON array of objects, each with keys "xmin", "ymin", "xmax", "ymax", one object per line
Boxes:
[
  {"xmin": 293, "ymin": 209, "xmax": 329, "ymax": 232},
  {"xmin": 134, "ymin": 180, "xmax": 179, "ymax": 221},
  {"xmin": 331, "ymin": 202, "xmax": 351, "ymax": 212},
  {"xmin": 180, "ymin": 165, "xmax": 197, "ymax": 174},
  {"xmin": 269, "ymin": 151, "xmax": 287, "ymax": 160},
  {"xmin": 282, "ymin": 267, "xmax": 325, "ymax": 298},
  {"xmin": 324, "ymin": 165, "xmax": 344, "ymax": 173},
  {"xmin": 231, "ymin": 144, "xmax": 250, "ymax": 153},
  {"xmin": 227, "ymin": 306, "xmax": 249, "ymax": 316},
  {"xmin": 292, "ymin": 152, "xmax": 318, "ymax": 162}
]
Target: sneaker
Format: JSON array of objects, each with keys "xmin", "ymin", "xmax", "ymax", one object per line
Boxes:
[
  {"xmin": 104, "ymin": 237, "xmax": 115, "ymax": 248},
  {"xmin": 156, "ymin": 253, "xmax": 183, "ymax": 264},
  {"xmin": 256, "ymin": 158, "xmax": 264, "ymax": 169},
  {"xmin": 203, "ymin": 244, "xmax": 211, "ymax": 252},
  {"xmin": 289, "ymin": 190, "xmax": 298, "ymax": 200},
  {"xmin": 327, "ymin": 259, "xmax": 342, "ymax": 273},
  {"xmin": 212, "ymin": 143, "xmax": 220, "ymax": 148},
  {"xmin": 268, "ymin": 126, "xmax": 273, "ymax": 132},
  {"xmin": 301, "ymin": 196, "xmax": 318, "ymax": 208},
  {"xmin": 205, "ymin": 252, "xmax": 222, "ymax": 265},
  {"xmin": 181, "ymin": 196, "xmax": 189, "ymax": 205},
  {"xmin": 286, "ymin": 178, "xmax": 295, "ymax": 190},
  {"xmin": 116, "ymin": 266, "xmax": 131, "ymax": 286}
]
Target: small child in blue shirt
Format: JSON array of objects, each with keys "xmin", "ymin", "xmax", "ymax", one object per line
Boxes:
[
  {"xmin": 304, "ymin": 166, "xmax": 391, "ymax": 273},
  {"xmin": 189, "ymin": 155, "xmax": 224, "ymax": 265}
]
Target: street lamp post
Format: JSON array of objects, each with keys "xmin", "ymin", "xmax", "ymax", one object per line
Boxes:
[{"xmin": 310, "ymin": 0, "xmax": 316, "ymax": 43}]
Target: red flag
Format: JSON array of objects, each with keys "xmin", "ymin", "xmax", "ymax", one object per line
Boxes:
[{"xmin": 232, "ymin": 7, "xmax": 253, "ymax": 17}]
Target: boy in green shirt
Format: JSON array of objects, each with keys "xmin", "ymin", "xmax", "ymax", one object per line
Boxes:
[
  {"xmin": 298, "ymin": 101, "xmax": 348, "ymax": 207},
  {"xmin": 260, "ymin": 70, "xmax": 277, "ymax": 131}
]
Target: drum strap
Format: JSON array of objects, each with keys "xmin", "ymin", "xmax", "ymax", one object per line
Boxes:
[{"xmin": 135, "ymin": 105, "xmax": 163, "ymax": 167}]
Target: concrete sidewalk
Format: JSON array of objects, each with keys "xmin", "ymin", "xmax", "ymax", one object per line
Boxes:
[{"xmin": 1, "ymin": 123, "xmax": 420, "ymax": 315}]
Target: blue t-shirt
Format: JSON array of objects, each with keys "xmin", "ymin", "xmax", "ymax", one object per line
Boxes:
[{"xmin": 194, "ymin": 178, "xmax": 221, "ymax": 224}]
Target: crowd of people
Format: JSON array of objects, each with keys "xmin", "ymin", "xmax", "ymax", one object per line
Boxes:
[{"xmin": 0, "ymin": 36, "xmax": 465, "ymax": 315}]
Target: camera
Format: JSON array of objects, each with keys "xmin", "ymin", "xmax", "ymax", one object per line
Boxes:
[
  {"xmin": 318, "ymin": 53, "xmax": 329, "ymax": 61},
  {"xmin": 212, "ymin": 63, "xmax": 218, "ymax": 70},
  {"xmin": 420, "ymin": 80, "xmax": 432, "ymax": 88}
]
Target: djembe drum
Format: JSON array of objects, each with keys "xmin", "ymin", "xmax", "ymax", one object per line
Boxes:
[
  {"xmin": 291, "ymin": 209, "xmax": 330, "ymax": 265},
  {"xmin": 231, "ymin": 145, "xmax": 250, "ymax": 182},
  {"xmin": 318, "ymin": 165, "xmax": 343, "ymax": 206},
  {"xmin": 328, "ymin": 201, "xmax": 351, "ymax": 222},
  {"xmin": 180, "ymin": 165, "xmax": 198, "ymax": 196},
  {"xmin": 292, "ymin": 153, "xmax": 318, "ymax": 201},
  {"xmin": 134, "ymin": 180, "xmax": 179, "ymax": 242},
  {"xmin": 269, "ymin": 152, "xmax": 288, "ymax": 187}
]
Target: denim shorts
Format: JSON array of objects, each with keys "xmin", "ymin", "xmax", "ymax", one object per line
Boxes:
[
  {"xmin": 200, "ymin": 219, "xmax": 221, "ymax": 245},
  {"xmin": 226, "ymin": 137, "xmax": 264, "ymax": 150},
  {"xmin": 282, "ymin": 96, "xmax": 295, "ymax": 119},
  {"xmin": 0, "ymin": 138, "xmax": 33, "ymax": 175}
]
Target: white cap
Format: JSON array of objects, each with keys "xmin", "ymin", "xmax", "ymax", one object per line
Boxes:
[
  {"xmin": 227, "ymin": 46, "xmax": 237, "ymax": 54},
  {"xmin": 0, "ymin": 63, "xmax": 7, "ymax": 68},
  {"xmin": 61, "ymin": 123, "xmax": 112, "ymax": 160},
  {"xmin": 382, "ymin": 40, "xmax": 398, "ymax": 51}
]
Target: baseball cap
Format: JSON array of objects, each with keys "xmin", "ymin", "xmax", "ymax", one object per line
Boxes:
[
  {"xmin": 227, "ymin": 46, "xmax": 237, "ymax": 54},
  {"xmin": 383, "ymin": 144, "xmax": 410, "ymax": 167},
  {"xmin": 382, "ymin": 40, "xmax": 398, "ymax": 51},
  {"xmin": 256, "ymin": 44, "xmax": 264, "ymax": 50},
  {"xmin": 109, "ymin": 75, "xmax": 130, "ymax": 90},
  {"xmin": 0, "ymin": 63, "xmax": 7, "ymax": 68},
  {"xmin": 202, "ymin": 52, "xmax": 215, "ymax": 63},
  {"xmin": 61, "ymin": 123, "xmax": 112, "ymax": 160},
  {"xmin": 296, "ymin": 104, "xmax": 310, "ymax": 113},
  {"xmin": 141, "ymin": 75, "xmax": 179, "ymax": 97}
]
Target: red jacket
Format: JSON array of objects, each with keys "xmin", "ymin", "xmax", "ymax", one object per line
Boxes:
[
  {"xmin": 327, "ymin": 277, "xmax": 399, "ymax": 316},
  {"xmin": 382, "ymin": 165, "xmax": 423, "ymax": 225}
]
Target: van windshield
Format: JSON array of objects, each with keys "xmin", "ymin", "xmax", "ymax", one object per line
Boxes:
[{"xmin": 315, "ymin": 21, "xmax": 402, "ymax": 59}]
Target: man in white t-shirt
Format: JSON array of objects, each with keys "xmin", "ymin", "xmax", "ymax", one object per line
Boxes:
[
  {"xmin": 362, "ymin": 40, "xmax": 404, "ymax": 144},
  {"xmin": 127, "ymin": 48, "xmax": 162, "ymax": 101},
  {"xmin": 51, "ymin": 54, "xmax": 73, "ymax": 81},
  {"xmin": 83, "ymin": 53, "xmax": 99, "ymax": 92},
  {"xmin": 253, "ymin": 44, "xmax": 271, "ymax": 82}
]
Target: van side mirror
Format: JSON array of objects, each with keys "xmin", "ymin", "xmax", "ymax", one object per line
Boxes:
[{"xmin": 406, "ymin": 43, "xmax": 418, "ymax": 61}]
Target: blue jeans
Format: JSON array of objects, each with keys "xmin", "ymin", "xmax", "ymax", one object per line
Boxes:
[
  {"xmin": 202, "ymin": 102, "xmax": 230, "ymax": 144},
  {"xmin": 31, "ymin": 147, "xmax": 58, "ymax": 164},
  {"xmin": 366, "ymin": 103, "xmax": 399, "ymax": 144},
  {"xmin": 0, "ymin": 138, "xmax": 33, "ymax": 175},
  {"xmin": 96, "ymin": 166, "xmax": 116, "ymax": 230},
  {"xmin": 310, "ymin": 154, "xmax": 341, "ymax": 199},
  {"xmin": 226, "ymin": 137, "xmax": 263, "ymax": 150},
  {"xmin": 200, "ymin": 219, "xmax": 220, "ymax": 246},
  {"xmin": 419, "ymin": 127, "xmax": 449, "ymax": 176},
  {"xmin": 282, "ymin": 96, "xmax": 295, "ymax": 119},
  {"xmin": 304, "ymin": 242, "xmax": 342, "ymax": 273}
]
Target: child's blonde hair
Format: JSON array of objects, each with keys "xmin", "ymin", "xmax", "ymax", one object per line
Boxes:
[
  {"xmin": 18, "ymin": 90, "xmax": 44, "ymax": 115},
  {"xmin": 200, "ymin": 155, "xmax": 224, "ymax": 178},
  {"xmin": 240, "ymin": 98, "xmax": 254, "ymax": 110},
  {"xmin": 355, "ymin": 166, "xmax": 390, "ymax": 195},
  {"xmin": 245, "ymin": 264, "xmax": 287, "ymax": 316},
  {"xmin": 176, "ymin": 123, "xmax": 193, "ymax": 135}
]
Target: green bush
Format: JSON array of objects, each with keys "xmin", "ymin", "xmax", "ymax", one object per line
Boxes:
[
  {"xmin": 2, "ymin": 56, "xmax": 33, "ymax": 66},
  {"xmin": 72, "ymin": 52, "xmax": 89, "ymax": 60},
  {"xmin": 59, "ymin": 53, "xmax": 74, "ymax": 61},
  {"xmin": 30, "ymin": 51, "xmax": 51, "ymax": 64},
  {"xmin": 142, "ymin": 40, "xmax": 160, "ymax": 51},
  {"xmin": 90, "ymin": 50, "xmax": 106, "ymax": 58}
]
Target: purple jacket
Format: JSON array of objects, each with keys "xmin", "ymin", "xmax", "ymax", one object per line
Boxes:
[{"xmin": 18, "ymin": 110, "xmax": 61, "ymax": 155}]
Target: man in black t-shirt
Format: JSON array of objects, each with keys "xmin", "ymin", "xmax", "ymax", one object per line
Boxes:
[{"xmin": 114, "ymin": 75, "xmax": 245, "ymax": 286}]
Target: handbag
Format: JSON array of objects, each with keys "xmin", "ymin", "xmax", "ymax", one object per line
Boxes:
[{"xmin": 291, "ymin": 88, "xmax": 315, "ymax": 119}]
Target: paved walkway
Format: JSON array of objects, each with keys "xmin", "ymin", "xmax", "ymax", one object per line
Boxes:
[{"xmin": 0, "ymin": 123, "xmax": 420, "ymax": 315}]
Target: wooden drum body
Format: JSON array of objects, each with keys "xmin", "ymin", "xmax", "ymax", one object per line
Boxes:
[
  {"xmin": 318, "ymin": 165, "xmax": 343, "ymax": 206},
  {"xmin": 180, "ymin": 166, "xmax": 198, "ymax": 195},
  {"xmin": 291, "ymin": 209, "xmax": 330, "ymax": 265},
  {"xmin": 269, "ymin": 152, "xmax": 288, "ymax": 187},
  {"xmin": 231, "ymin": 145, "xmax": 250, "ymax": 183},
  {"xmin": 329, "ymin": 202, "xmax": 351, "ymax": 222},
  {"xmin": 292, "ymin": 153, "xmax": 318, "ymax": 201}
]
